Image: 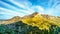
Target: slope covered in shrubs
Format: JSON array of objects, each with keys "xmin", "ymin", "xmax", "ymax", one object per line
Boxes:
[
  {"xmin": 0, "ymin": 21, "xmax": 60, "ymax": 34},
  {"xmin": 0, "ymin": 12, "xmax": 60, "ymax": 34}
]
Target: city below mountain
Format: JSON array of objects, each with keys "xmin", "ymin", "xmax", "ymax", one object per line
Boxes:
[{"xmin": 0, "ymin": 12, "xmax": 60, "ymax": 34}]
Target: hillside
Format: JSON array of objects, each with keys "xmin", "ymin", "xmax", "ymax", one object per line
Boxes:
[
  {"xmin": 0, "ymin": 12, "xmax": 60, "ymax": 34},
  {"xmin": 22, "ymin": 12, "xmax": 60, "ymax": 30}
]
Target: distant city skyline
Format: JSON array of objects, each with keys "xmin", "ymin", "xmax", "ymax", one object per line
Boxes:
[{"xmin": 0, "ymin": 0, "xmax": 60, "ymax": 19}]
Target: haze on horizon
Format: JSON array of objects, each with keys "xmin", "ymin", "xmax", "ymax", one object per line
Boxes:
[{"xmin": 0, "ymin": 0, "xmax": 60, "ymax": 19}]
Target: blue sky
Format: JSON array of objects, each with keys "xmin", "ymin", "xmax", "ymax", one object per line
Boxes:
[{"xmin": 0, "ymin": 0, "xmax": 60, "ymax": 19}]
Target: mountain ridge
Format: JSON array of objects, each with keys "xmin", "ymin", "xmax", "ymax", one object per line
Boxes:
[
  {"xmin": 0, "ymin": 12, "xmax": 60, "ymax": 30},
  {"xmin": 0, "ymin": 12, "xmax": 60, "ymax": 21}
]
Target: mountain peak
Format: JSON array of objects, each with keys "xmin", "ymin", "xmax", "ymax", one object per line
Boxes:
[
  {"xmin": 10, "ymin": 16, "xmax": 21, "ymax": 21},
  {"xmin": 29, "ymin": 12, "xmax": 40, "ymax": 18},
  {"xmin": 12, "ymin": 16, "xmax": 21, "ymax": 19},
  {"xmin": 32, "ymin": 12, "xmax": 39, "ymax": 15}
]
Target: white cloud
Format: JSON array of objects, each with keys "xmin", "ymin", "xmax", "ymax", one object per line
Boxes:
[
  {"xmin": 0, "ymin": 8, "xmax": 27, "ymax": 17},
  {"xmin": 0, "ymin": 0, "xmax": 60, "ymax": 19},
  {"xmin": 31, "ymin": 6, "xmax": 44, "ymax": 14},
  {"xmin": 10, "ymin": 0, "xmax": 35, "ymax": 14},
  {"xmin": 10, "ymin": 0, "xmax": 26, "ymax": 9}
]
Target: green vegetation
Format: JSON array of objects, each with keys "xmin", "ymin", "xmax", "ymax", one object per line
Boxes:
[
  {"xmin": 0, "ymin": 12, "xmax": 60, "ymax": 34},
  {"xmin": 0, "ymin": 21, "xmax": 60, "ymax": 34}
]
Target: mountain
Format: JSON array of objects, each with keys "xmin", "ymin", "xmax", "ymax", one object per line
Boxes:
[
  {"xmin": 0, "ymin": 12, "xmax": 60, "ymax": 34},
  {"xmin": 0, "ymin": 12, "xmax": 60, "ymax": 29},
  {"xmin": 41, "ymin": 14, "xmax": 60, "ymax": 23},
  {"xmin": 0, "ymin": 16, "xmax": 21, "ymax": 24},
  {"xmin": 21, "ymin": 12, "xmax": 60, "ymax": 30}
]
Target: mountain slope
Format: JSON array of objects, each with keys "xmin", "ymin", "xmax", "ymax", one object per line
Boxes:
[
  {"xmin": 41, "ymin": 14, "xmax": 60, "ymax": 23},
  {"xmin": 0, "ymin": 16, "xmax": 21, "ymax": 24},
  {"xmin": 0, "ymin": 12, "xmax": 60, "ymax": 30},
  {"xmin": 0, "ymin": 12, "xmax": 60, "ymax": 34},
  {"xmin": 22, "ymin": 12, "xmax": 60, "ymax": 30}
]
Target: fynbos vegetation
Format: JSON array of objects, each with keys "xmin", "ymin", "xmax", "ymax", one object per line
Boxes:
[{"xmin": 0, "ymin": 21, "xmax": 60, "ymax": 34}]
